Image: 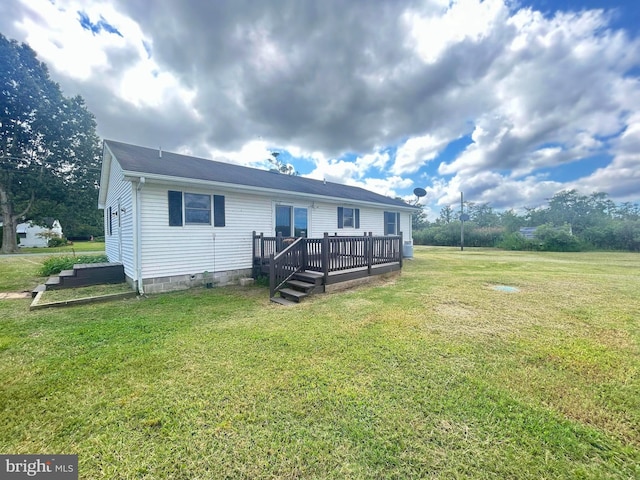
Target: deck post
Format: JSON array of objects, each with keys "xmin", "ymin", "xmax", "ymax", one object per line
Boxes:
[
  {"xmin": 367, "ymin": 232, "xmax": 373, "ymax": 275},
  {"xmin": 301, "ymin": 238, "xmax": 308, "ymax": 270},
  {"xmin": 276, "ymin": 231, "xmax": 283, "ymax": 253},
  {"xmin": 322, "ymin": 233, "xmax": 329, "ymax": 284},
  {"xmin": 269, "ymin": 253, "xmax": 276, "ymax": 298},
  {"xmin": 399, "ymin": 231, "xmax": 404, "ymax": 268},
  {"xmin": 252, "ymin": 231, "xmax": 257, "ymax": 278}
]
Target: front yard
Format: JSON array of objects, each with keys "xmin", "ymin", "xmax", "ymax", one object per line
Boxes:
[{"xmin": 0, "ymin": 248, "xmax": 638, "ymax": 478}]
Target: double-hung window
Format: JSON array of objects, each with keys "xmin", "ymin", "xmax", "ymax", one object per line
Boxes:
[
  {"xmin": 184, "ymin": 193, "xmax": 211, "ymax": 224},
  {"xmin": 337, "ymin": 207, "xmax": 360, "ymax": 229},
  {"xmin": 384, "ymin": 211, "xmax": 400, "ymax": 235},
  {"xmin": 169, "ymin": 190, "xmax": 225, "ymax": 227}
]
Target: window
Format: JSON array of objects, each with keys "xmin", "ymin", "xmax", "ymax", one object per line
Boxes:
[
  {"xmin": 185, "ymin": 193, "xmax": 211, "ymax": 224},
  {"xmin": 107, "ymin": 206, "xmax": 113, "ymax": 235},
  {"xmin": 337, "ymin": 207, "xmax": 360, "ymax": 229},
  {"xmin": 384, "ymin": 211, "xmax": 400, "ymax": 235},
  {"xmin": 168, "ymin": 190, "xmax": 225, "ymax": 227}
]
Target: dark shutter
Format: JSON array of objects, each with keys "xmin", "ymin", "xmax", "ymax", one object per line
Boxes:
[
  {"xmin": 107, "ymin": 207, "xmax": 112, "ymax": 235},
  {"xmin": 214, "ymin": 195, "xmax": 225, "ymax": 227},
  {"xmin": 355, "ymin": 209, "xmax": 360, "ymax": 229},
  {"xmin": 168, "ymin": 190, "xmax": 183, "ymax": 226},
  {"xmin": 337, "ymin": 207, "xmax": 344, "ymax": 228},
  {"xmin": 396, "ymin": 213, "xmax": 401, "ymax": 235}
]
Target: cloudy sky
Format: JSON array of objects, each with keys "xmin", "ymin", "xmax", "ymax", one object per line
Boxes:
[{"xmin": 1, "ymin": 0, "xmax": 639, "ymax": 218}]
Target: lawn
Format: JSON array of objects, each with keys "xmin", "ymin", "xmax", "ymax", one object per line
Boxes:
[
  {"xmin": 0, "ymin": 247, "xmax": 638, "ymax": 479},
  {"xmin": 8, "ymin": 240, "xmax": 105, "ymax": 255}
]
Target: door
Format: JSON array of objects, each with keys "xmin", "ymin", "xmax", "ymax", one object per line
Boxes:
[{"xmin": 275, "ymin": 205, "xmax": 308, "ymax": 237}]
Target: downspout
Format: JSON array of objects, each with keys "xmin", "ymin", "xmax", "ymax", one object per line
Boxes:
[{"xmin": 136, "ymin": 177, "xmax": 146, "ymax": 294}]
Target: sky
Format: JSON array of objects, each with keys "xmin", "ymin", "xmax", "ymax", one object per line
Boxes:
[{"xmin": 1, "ymin": 0, "xmax": 639, "ymax": 219}]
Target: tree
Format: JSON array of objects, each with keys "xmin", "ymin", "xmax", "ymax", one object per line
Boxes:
[
  {"xmin": 267, "ymin": 152, "xmax": 298, "ymax": 175},
  {"xmin": 467, "ymin": 202, "xmax": 499, "ymax": 227},
  {"xmin": 0, "ymin": 34, "xmax": 101, "ymax": 252},
  {"xmin": 437, "ymin": 205, "xmax": 454, "ymax": 224}
]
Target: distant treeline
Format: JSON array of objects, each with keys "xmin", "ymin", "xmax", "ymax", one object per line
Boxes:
[{"xmin": 412, "ymin": 190, "xmax": 640, "ymax": 252}]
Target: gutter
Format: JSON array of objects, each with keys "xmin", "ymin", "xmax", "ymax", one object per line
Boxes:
[
  {"xmin": 122, "ymin": 172, "xmax": 417, "ymax": 212},
  {"xmin": 135, "ymin": 177, "xmax": 145, "ymax": 294}
]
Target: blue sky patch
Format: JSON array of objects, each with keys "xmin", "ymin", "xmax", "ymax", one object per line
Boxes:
[{"xmin": 77, "ymin": 11, "xmax": 123, "ymax": 37}]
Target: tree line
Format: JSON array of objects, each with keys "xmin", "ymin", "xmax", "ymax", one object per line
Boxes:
[
  {"xmin": 413, "ymin": 190, "xmax": 640, "ymax": 252},
  {"xmin": 1, "ymin": 33, "xmax": 102, "ymax": 253}
]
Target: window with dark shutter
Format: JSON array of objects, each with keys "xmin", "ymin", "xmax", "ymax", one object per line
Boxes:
[
  {"xmin": 338, "ymin": 207, "xmax": 360, "ymax": 229},
  {"xmin": 184, "ymin": 193, "xmax": 211, "ymax": 224},
  {"xmin": 214, "ymin": 195, "xmax": 225, "ymax": 227},
  {"xmin": 168, "ymin": 190, "xmax": 183, "ymax": 226}
]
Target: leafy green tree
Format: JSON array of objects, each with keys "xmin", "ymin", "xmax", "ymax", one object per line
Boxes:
[
  {"xmin": 467, "ymin": 202, "xmax": 500, "ymax": 227},
  {"xmin": 499, "ymin": 209, "xmax": 525, "ymax": 233},
  {"xmin": 0, "ymin": 34, "xmax": 101, "ymax": 252},
  {"xmin": 437, "ymin": 205, "xmax": 454, "ymax": 224},
  {"xmin": 267, "ymin": 152, "xmax": 298, "ymax": 175}
]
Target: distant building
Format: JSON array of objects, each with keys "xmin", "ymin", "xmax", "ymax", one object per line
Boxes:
[
  {"xmin": 519, "ymin": 225, "xmax": 572, "ymax": 240},
  {"xmin": 518, "ymin": 227, "xmax": 538, "ymax": 239},
  {"xmin": 16, "ymin": 220, "xmax": 63, "ymax": 248}
]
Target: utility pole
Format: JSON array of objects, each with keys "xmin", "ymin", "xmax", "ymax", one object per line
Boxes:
[{"xmin": 460, "ymin": 192, "xmax": 464, "ymax": 251}]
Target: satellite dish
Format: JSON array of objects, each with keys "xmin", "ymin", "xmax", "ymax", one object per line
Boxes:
[{"xmin": 413, "ymin": 187, "xmax": 427, "ymax": 198}]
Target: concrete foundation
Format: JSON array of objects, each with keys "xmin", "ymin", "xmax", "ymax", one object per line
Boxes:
[{"xmin": 139, "ymin": 268, "xmax": 253, "ymax": 294}]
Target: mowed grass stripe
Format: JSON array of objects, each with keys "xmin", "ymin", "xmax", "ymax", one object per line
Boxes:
[{"xmin": 0, "ymin": 247, "xmax": 638, "ymax": 478}]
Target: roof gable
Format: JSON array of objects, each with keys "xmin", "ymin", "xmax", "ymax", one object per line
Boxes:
[{"xmin": 103, "ymin": 140, "xmax": 415, "ymax": 210}]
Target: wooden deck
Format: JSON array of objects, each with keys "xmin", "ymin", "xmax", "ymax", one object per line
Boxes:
[{"xmin": 252, "ymin": 232, "xmax": 403, "ymax": 303}]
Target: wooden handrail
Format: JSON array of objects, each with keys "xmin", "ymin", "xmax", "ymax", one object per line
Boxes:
[
  {"xmin": 254, "ymin": 233, "xmax": 403, "ymax": 297},
  {"xmin": 269, "ymin": 237, "xmax": 305, "ymax": 298}
]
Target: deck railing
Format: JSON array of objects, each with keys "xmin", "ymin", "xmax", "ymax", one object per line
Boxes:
[
  {"xmin": 253, "ymin": 231, "xmax": 403, "ymax": 296},
  {"xmin": 268, "ymin": 237, "xmax": 305, "ymax": 298}
]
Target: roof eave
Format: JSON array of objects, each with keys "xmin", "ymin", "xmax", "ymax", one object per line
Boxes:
[{"xmin": 121, "ymin": 171, "xmax": 416, "ymax": 211}]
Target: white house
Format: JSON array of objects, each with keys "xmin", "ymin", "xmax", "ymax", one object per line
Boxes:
[
  {"xmin": 98, "ymin": 140, "xmax": 417, "ymax": 294},
  {"xmin": 17, "ymin": 220, "xmax": 63, "ymax": 248}
]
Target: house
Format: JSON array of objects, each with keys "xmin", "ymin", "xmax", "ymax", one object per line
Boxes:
[
  {"xmin": 16, "ymin": 220, "xmax": 63, "ymax": 248},
  {"xmin": 98, "ymin": 140, "xmax": 417, "ymax": 295}
]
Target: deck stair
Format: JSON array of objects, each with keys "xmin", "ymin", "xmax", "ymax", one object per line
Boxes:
[
  {"xmin": 270, "ymin": 270, "xmax": 324, "ymax": 305},
  {"xmin": 33, "ymin": 263, "xmax": 125, "ymax": 297}
]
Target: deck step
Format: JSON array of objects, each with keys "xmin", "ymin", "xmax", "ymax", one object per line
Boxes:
[
  {"xmin": 45, "ymin": 276, "xmax": 61, "ymax": 286},
  {"xmin": 279, "ymin": 288, "xmax": 308, "ymax": 303},
  {"xmin": 32, "ymin": 284, "xmax": 46, "ymax": 298},
  {"xmin": 59, "ymin": 270, "xmax": 76, "ymax": 278},
  {"xmin": 270, "ymin": 296, "xmax": 298, "ymax": 306},
  {"xmin": 286, "ymin": 279, "xmax": 317, "ymax": 292},
  {"xmin": 293, "ymin": 271, "xmax": 324, "ymax": 285}
]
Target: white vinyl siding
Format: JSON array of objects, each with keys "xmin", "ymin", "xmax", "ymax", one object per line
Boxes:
[
  {"xmin": 103, "ymin": 154, "xmax": 135, "ymax": 279},
  {"xmin": 139, "ymin": 185, "xmax": 273, "ymax": 279}
]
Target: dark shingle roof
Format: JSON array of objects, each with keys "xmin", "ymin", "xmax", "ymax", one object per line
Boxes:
[{"xmin": 105, "ymin": 140, "xmax": 414, "ymax": 209}]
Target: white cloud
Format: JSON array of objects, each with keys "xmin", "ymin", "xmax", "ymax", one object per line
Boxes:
[
  {"xmin": 392, "ymin": 134, "xmax": 450, "ymax": 175},
  {"xmin": 13, "ymin": 0, "xmax": 196, "ymax": 110},
  {"xmin": 404, "ymin": 0, "xmax": 508, "ymax": 64}
]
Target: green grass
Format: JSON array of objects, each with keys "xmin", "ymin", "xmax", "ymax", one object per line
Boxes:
[
  {"xmin": 0, "ymin": 256, "xmax": 46, "ymax": 292},
  {"xmin": 0, "ymin": 247, "xmax": 638, "ymax": 479},
  {"xmin": 9, "ymin": 241, "xmax": 105, "ymax": 255},
  {"xmin": 39, "ymin": 283, "xmax": 134, "ymax": 303}
]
